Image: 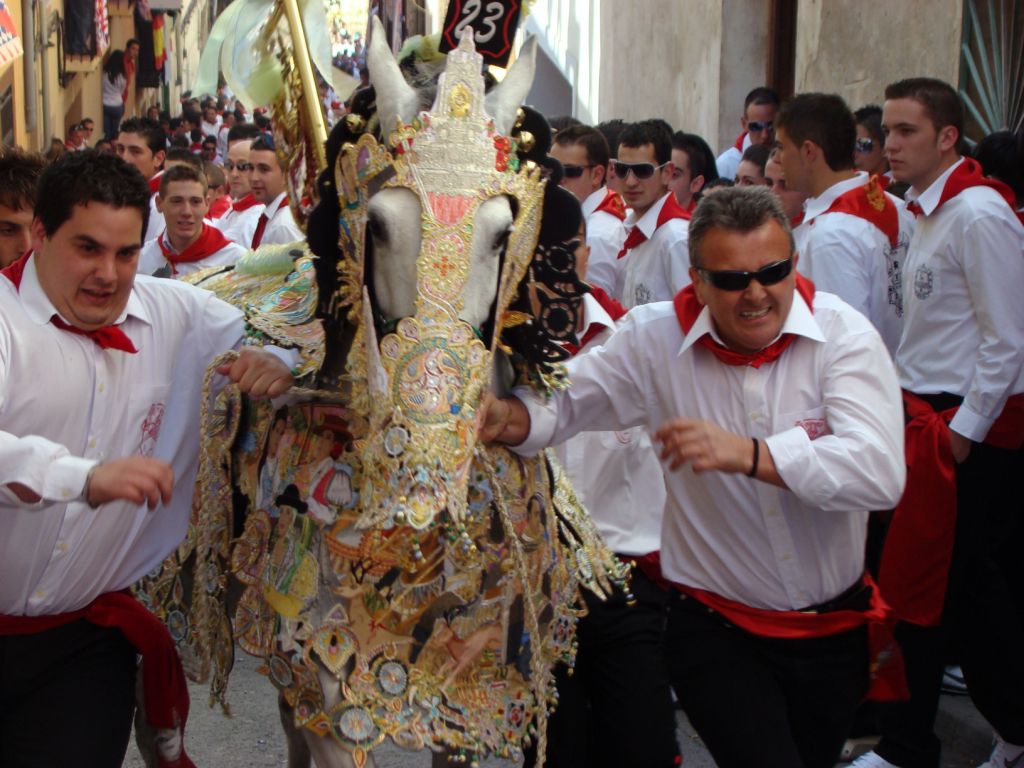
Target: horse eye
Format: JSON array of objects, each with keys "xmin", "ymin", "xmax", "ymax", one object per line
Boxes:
[
  {"xmin": 368, "ymin": 215, "xmax": 387, "ymax": 242},
  {"xmin": 492, "ymin": 228, "xmax": 511, "ymax": 252}
]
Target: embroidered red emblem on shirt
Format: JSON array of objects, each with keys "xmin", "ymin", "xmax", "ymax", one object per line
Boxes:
[
  {"xmin": 795, "ymin": 418, "xmax": 829, "ymax": 440},
  {"xmin": 137, "ymin": 403, "xmax": 166, "ymax": 457}
]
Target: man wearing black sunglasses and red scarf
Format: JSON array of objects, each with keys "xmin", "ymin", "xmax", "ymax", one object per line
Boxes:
[{"xmin": 482, "ymin": 186, "xmax": 907, "ymax": 768}]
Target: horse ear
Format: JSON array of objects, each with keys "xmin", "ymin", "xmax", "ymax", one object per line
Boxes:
[
  {"xmin": 485, "ymin": 36, "xmax": 537, "ymax": 135},
  {"xmin": 367, "ymin": 16, "xmax": 419, "ymax": 134}
]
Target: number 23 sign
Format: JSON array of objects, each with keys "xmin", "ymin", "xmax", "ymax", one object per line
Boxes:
[{"xmin": 439, "ymin": 0, "xmax": 522, "ymax": 67}]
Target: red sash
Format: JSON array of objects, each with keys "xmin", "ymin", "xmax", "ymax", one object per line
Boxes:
[
  {"xmin": 158, "ymin": 223, "xmax": 233, "ymax": 274},
  {"xmin": 0, "ymin": 591, "xmax": 195, "ymax": 767},
  {"xmin": 673, "ymin": 574, "xmax": 907, "ymax": 701},
  {"xmin": 672, "ymin": 274, "xmax": 815, "ymax": 368},
  {"xmin": 593, "ymin": 187, "xmax": 627, "ymax": 221},
  {"xmin": 879, "ymin": 391, "xmax": 1024, "ymax": 627},
  {"xmin": 821, "ymin": 175, "xmax": 900, "ymax": 247}
]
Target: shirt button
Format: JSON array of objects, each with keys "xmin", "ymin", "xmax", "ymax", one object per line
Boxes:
[
  {"xmin": 60, "ymin": 488, "xmax": 72, "ymax": 499},
  {"xmin": 749, "ymin": 411, "xmax": 762, "ymax": 421},
  {"xmin": 98, "ymin": 382, "xmax": 105, "ymax": 393},
  {"xmin": 88, "ymin": 437, "xmax": 97, "ymax": 450},
  {"xmin": 57, "ymin": 541, "xmax": 69, "ymax": 553},
  {"xmin": 33, "ymin": 590, "xmax": 45, "ymax": 600},
  {"xmin": 781, "ymin": 553, "xmax": 792, "ymax": 562}
]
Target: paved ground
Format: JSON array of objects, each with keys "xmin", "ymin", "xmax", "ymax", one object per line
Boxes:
[{"xmin": 123, "ymin": 651, "xmax": 992, "ymax": 767}]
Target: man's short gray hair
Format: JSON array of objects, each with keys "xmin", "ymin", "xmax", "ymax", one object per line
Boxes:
[{"xmin": 688, "ymin": 186, "xmax": 795, "ymax": 268}]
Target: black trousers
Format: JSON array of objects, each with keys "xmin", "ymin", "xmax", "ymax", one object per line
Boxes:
[
  {"xmin": 665, "ymin": 592, "xmax": 868, "ymax": 768},
  {"xmin": 875, "ymin": 436, "xmax": 1024, "ymax": 767},
  {"xmin": 525, "ymin": 567, "xmax": 680, "ymax": 768},
  {"xmin": 0, "ymin": 619, "xmax": 138, "ymax": 768}
]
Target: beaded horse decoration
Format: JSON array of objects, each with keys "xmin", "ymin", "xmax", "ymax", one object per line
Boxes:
[{"xmin": 177, "ymin": 22, "xmax": 627, "ymax": 768}]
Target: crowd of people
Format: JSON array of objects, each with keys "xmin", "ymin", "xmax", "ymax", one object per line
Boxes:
[{"xmin": 0, "ymin": 64, "xmax": 1021, "ymax": 768}]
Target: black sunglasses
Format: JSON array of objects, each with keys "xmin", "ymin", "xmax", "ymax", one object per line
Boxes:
[
  {"xmin": 612, "ymin": 161, "xmax": 668, "ymax": 180},
  {"xmin": 698, "ymin": 258, "xmax": 793, "ymax": 291},
  {"xmin": 747, "ymin": 120, "xmax": 774, "ymax": 133},
  {"xmin": 223, "ymin": 161, "xmax": 253, "ymax": 171},
  {"xmin": 855, "ymin": 137, "xmax": 874, "ymax": 154},
  {"xmin": 562, "ymin": 163, "xmax": 596, "ymax": 178}
]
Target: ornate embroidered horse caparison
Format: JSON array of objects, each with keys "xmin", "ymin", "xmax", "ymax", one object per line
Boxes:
[{"xmin": 138, "ymin": 30, "xmax": 627, "ymax": 768}]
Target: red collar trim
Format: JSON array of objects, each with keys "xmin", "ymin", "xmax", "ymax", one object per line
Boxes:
[
  {"xmin": 733, "ymin": 132, "xmax": 746, "ymax": 151},
  {"xmin": 655, "ymin": 191, "xmax": 692, "ymax": 228},
  {"xmin": 147, "ymin": 170, "xmax": 164, "ymax": 195},
  {"xmin": 593, "ymin": 187, "xmax": 627, "ymax": 221},
  {"xmin": 931, "ymin": 157, "xmax": 1020, "ymax": 220},
  {"xmin": 231, "ymin": 193, "xmax": 261, "ymax": 212},
  {"xmin": 822, "ymin": 175, "xmax": 900, "ymax": 248}
]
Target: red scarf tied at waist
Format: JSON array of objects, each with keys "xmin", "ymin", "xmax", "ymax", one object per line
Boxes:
[
  {"xmin": 158, "ymin": 223, "xmax": 233, "ymax": 274},
  {"xmin": 0, "ymin": 591, "xmax": 195, "ymax": 768},
  {"xmin": 878, "ymin": 391, "xmax": 1024, "ymax": 627}
]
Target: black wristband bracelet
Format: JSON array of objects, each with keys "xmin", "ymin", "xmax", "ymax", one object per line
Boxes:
[{"xmin": 747, "ymin": 438, "xmax": 759, "ymax": 478}]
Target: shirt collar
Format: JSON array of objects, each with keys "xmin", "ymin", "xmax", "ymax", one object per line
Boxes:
[
  {"xmin": 678, "ymin": 287, "xmax": 825, "ymax": 355},
  {"xmin": 581, "ymin": 187, "xmax": 605, "ymax": 218},
  {"xmin": 265, "ymin": 192, "xmax": 288, "ymax": 218},
  {"xmin": 625, "ymin": 191, "xmax": 672, "ymax": 238},
  {"xmin": 18, "ymin": 253, "xmax": 152, "ymax": 328},
  {"xmin": 905, "ymin": 156, "xmax": 964, "ymax": 215},
  {"xmin": 802, "ymin": 172, "xmax": 868, "ymax": 223},
  {"xmin": 578, "ymin": 292, "xmax": 615, "ymax": 339}
]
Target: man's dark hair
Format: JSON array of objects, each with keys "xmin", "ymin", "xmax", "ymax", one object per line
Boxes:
[
  {"xmin": 595, "ymin": 119, "xmax": 627, "ymax": 159},
  {"xmin": 250, "ymin": 134, "xmax": 284, "ymax": 170},
  {"xmin": 618, "ymin": 120, "xmax": 673, "ymax": 165},
  {"xmin": 227, "ymin": 122, "xmax": 261, "ymax": 144},
  {"xmin": 671, "ymin": 131, "xmax": 719, "ymax": 187},
  {"xmin": 204, "ymin": 161, "xmax": 226, "ymax": 189},
  {"xmin": 744, "ymin": 86, "xmax": 781, "ymax": 111},
  {"xmin": 776, "ymin": 93, "xmax": 856, "ymax": 171},
  {"xmin": 81, "ymin": 117, "xmax": 94, "ymax": 128},
  {"xmin": 854, "ymin": 104, "xmax": 885, "ymax": 146},
  {"xmin": 165, "ymin": 147, "xmax": 204, "ymax": 172},
  {"xmin": 159, "ymin": 163, "xmax": 208, "ymax": 195},
  {"xmin": 553, "ymin": 125, "xmax": 610, "ymax": 171},
  {"xmin": 689, "ymin": 186, "xmax": 792, "ymax": 268},
  {"xmin": 0, "ymin": 146, "xmax": 46, "ymax": 211},
  {"xmin": 884, "ymin": 77, "xmax": 965, "ymax": 146},
  {"xmin": 118, "ymin": 116, "xmax": 167, "ymax": 156},
  {"xmin": 169, "ymin": 134, "xmax": 190, "ymax": 149},
  {"xmin": 35, "ymin": 150, "xmax": 150, "ymax": 238},
  {"xmin": 740, "ymin": 143, "xmax": 771, "ymax": 175},
  {"xmin": 646, "ymin": 118, "xmax": 675, "ymax": 141},
  {"xmin": 254, "ymin": 113, "xmax": 272, "ymax": 131},
  {"xmin": 974, "ymin": 130, "xmax": 1024, "ymax": 206},
  {"xmin": 202, "ymin": 135, "xmax": 218, "ymax": 147},
  {"xmin": 126, "ymin": 37, "xmax": 140, "ymax": 48},
  {"xmin": 548, "ymin": 116, "xmax": 582, "ymax": 134}
]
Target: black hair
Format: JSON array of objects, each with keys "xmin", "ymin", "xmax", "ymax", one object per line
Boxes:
[
  {"xmin": 974, "ymin": 130, "xmax": 1024, "ymax": 206},
  {"xmin": 671, "ymin": 131, "xmax": 719, "ymax": 187},
  {"xmin": 854, "ymin": 104, "xmax": 885, "ymax": 146},
  {"xmin": 595, "ymin": 119, "xmax": 627, "ymax": 159},
  {"xmin": 0, "ymin": 146, "xmax": 46, "ymax": 211},
  {"xmin": 744, "ymin": 86, "xmax": 781, "ymax": 110},
  {"xmin": 548, "ymin": 116, "xmax": 582, "ymax": 134},
  {"xmin": 165, "ymin": 147, "xmax": 204, "ymax": 172},
  {"xmin": 117, "ymin": 117, "xmax": 167, "ymax": 157},
  {"xmin": 776, "ymin": 92, "xmax": 856, "ymax": 171},
  {"xmin": 884, "ymin": 77, "xmax": 965, "ymax": 146},
  {"xmin": 35, "ymin": 150, "xmax": 150, "ymax": 239},
  {"xmin": 159, "ymin": 163, "xmax": 208, "ymax": 195},
  {"xmin": 617, "ymin": 119, "xmax": 673, "ymax": 165},
  {"xmin": 740, "ymin": 143, "xmax": 771, "ymax": 176},
  {"xmin": 553, "ymin": 124, "xmax": 610, "ymax": 170},
  {"xmin": 227, "ymin": 122, "xmax": 261, "ymax": 144}
]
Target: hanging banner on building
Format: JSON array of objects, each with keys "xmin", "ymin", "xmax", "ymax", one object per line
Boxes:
[
  {"xmin": 439, "ymin": 0, "xmax": 521, "ymax": 67},
  {"xmin": 0, "ymin": 0, "xmax": 24, "ymax": 66},
  {"xmin": 94, "ymin": 0, "xmax": 109, "ymax": 56}
]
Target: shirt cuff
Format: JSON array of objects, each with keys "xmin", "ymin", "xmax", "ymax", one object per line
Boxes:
[
  {"xmin": 764, "ymin": 426, "xmax": 841, "ymax": 505},
  {"xmin": 948, "ymin": 405, "xmax": 992, "ymax": 443},
  {"xmin": 508, "ymin": 387, "xmax": 556, "ymax": 457},
  {"xmin": 42, "ymin": 455, "xmax": 99, "ymax": 504}
]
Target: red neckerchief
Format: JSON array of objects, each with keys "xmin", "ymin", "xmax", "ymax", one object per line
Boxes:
[
  {"xmin": 879, "ymin": 390, "xmax": 1024, "ymax": 627},
  {"xmin": 672, "ymin": 574, "xmax": 907, "ymax": 701},
  {"xmin": 593, "ymin": 187, "xmax": 627, "ymax": 221},
  {"xmin": 157, "ymin": 223, "xmax": 233, "ymax": 274},
  {"xmin": 563, "ymin": 286, "xmax": 627, "ymax": 355},
  {"xmin": 790, "ymin": 211, "xmax": 805, "ymax": 228},
  {"xmin": 819, "ymin": 174, "xmax": 900, "ymax": 247},
  {"xmin": 0, "ymin": 591, "xmax": 195, "ymax": 768},
  {"xmin": 617, "ymin": 193, "xmax": 691, "ymax": 259},
  {"xmin": 148, "ymin": 170, "xmax": 164, "ymax": 195},
  {"xmin": 733, "ymin": 132, "xmax": 746, "ymax": 151},
  {"xmin": 231, "ymin": 193, "xmax": 261, "ymax": 212},
  {"xmin": 673, "ymin": 273, "xmax": 815, "ymax": 368},
  {"xmin": 1, "ymin": 253, "xmax": 138, "ymax": 353},
  {"xmin": 208, "ymin": 196, "xmax": 232, "ymax": 219},
  {"xmin": 906, "ymin": 157, "xmax": 1023, "ymax": 224}
]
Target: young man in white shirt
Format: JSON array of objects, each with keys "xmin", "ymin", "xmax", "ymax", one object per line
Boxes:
[
  {"xmin": 139, "ymin": 165, "xmax": 247, "ymax": 277},
  {"xmin": 484, "ymin": 187, "xmax": 906, "ymax": 768},
  {"xmin": 116, "ymin": 117, "xmax": 167, "ymax": 244},
  {"xmin": 248, "ymin": 134, "xmax": 303, "ymax": 248},
  {"xmin": 853, "ymin": 77, "xmax": 1024, "ymax": 768},
  {"xmin": 0, "ymin": 147, "xmax": 44, "ymax": 269},
  {"xmin": 616, "ymin": 120, "xmax": 691, "ymax": 308},
  {"xmin": 775, "ymin": 92, "xmax": 913, "ymax": 354},
  {"xmin": 550, "ymin": 125, "xmax": 626, "ymax": 298},
  {"xmin": 0, "ymin": 150, "xmax": 293, "ymax": 768},
  {"xmin": 715, "ymin": 86, "xmax": 780, "ymax": 182},
  {"xmin": 668, "ymin": 131, "xmax": 718, "ymax": 213},
  {"xmin": 215, "ymin": 125, "xmax": 264, "ymax": 247}
]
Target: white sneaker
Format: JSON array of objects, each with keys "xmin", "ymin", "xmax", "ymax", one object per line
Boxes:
[
  {"xmin": 977, "ymin": 734, "xmax": 1024, "ymax": 768},
  {"xmin": 849, "ymin": 752, "xmax": 901, "ymax": 768}
]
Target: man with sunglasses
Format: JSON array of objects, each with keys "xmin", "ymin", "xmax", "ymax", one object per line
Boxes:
[
  {"xmin": 616, "ymin": 120, "xmax": 692, "ymax": 308},
  {"xmin": 214, "ymin": 124, "xmax": 264, "ymax": 247},
  {"xmin": 715, "ymin": 86, "xmax": 780, "ymax": 184},
  {"xmin": 550, "ymin": 125, "xmax": 626, "ymax": 297},
  {"xmin": 482, "ymin": 186, "xmax": 906, "ymax": 768},
  {"xmin": 774, "ymin": 93, "xmax": 912, "ymax": 354}
]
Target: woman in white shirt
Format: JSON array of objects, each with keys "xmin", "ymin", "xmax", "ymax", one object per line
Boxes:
[{"xmin": 102, "ymin": 50, "xmax": 128, "ymax": 141}]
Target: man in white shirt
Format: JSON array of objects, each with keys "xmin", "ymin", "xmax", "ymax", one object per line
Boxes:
[
  {"xmin": 774, "ymin": 92, "xmax": 912, "ymax": 354},
  {"xmin": 0, "ymin": 151, "xmax": 293, "ymax": 768},
  {"xmin": 484, "ymin": 187, "xmax": 906, "ymax": 768},
  {"xmin": 668, "ymin": 131, "xmax": 718, "ymax": 213},
  {"xmin": 199, "ymin": 103, "xmax": 222, "ymax": 140},
  {"xmin": 115, "ymin": 117, "xmax": 167, "ymax": 244},
  {"xmin": 139, "ymin": 165, "xmax": 247, "ymax": 277},
  {"xmin": 248, "ymin": 135, "xmax": 303, "ymax": 248},
  {"xmin": 550, "ymin": 125, "xmax": 626, "ymax": 297},
  {"xmin": 215, "ymin": 125, "xmax": 264, "ymax": 247},
  {"xmin": 853, "ymin": 77, "xmax": 1024, "ymax": 768},
  {"xmin": 0, "ymin": 147, "xmax": 44, "ymax": 269},
  {"xmin": 616, "ymin": 120, "xmax": 691, "ymax": 308},
  {"xmin": 716, "ymin": 87, "xmax": 780, "ymax": 182}
]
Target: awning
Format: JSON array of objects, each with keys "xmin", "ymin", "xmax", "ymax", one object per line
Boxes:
[{"xmin": 0, "ymin": 0, "xmax": 23, "ymax": 66}]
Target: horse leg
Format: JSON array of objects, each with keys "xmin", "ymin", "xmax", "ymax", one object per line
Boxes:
[{"xmin": 278, "ymin": 692, "xmax": 313, "ymax": 768}]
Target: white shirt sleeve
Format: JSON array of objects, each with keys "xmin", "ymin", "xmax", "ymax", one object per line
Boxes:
[
  {"xmin": 801, "ymin": 222, "xmax": 874, "ymax": 320},
  {"xmin": 585, "ymin": 228, "xmax": 622, "ymax": 297}
]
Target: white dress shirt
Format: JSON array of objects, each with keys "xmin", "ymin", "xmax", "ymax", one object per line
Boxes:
[
  {"xmin": 551, "ymin": 293, "xmax": 666, "ymax": 556},
  {"xmin": 581, "ymin": 188, "xmax": 627, "ymax": 298},
  {"xmin": 715, "ymin": 132, "xmax": 751, "ymax": 182},
  {"xmin": 0, "ymin": 256, "xmax": 245, "ymax": 615},
  {"xmin": 897, "ymin": 157, "xmax": 1024, "ymax": 441},
  {"xmin": 797, "ymin": 173, "xmax": 913, "ymax": 354},
  {"xmin": 258, "ymin": 193, "xmax": 304, "ymax": 247},
  {"xmin": 138, "ymin": 229, "xmax": 247, "ymax": 277},
  {"xmin": 620, "ymin": 192, "xmax": 690, "ymax": 308},
  {"xmin": 215, "ymin": 199, "xmax": 264, "ymax": 247},
  {"xmin": 145, "ymin": 195, "xmax": 165, "ymax": 244},
  {"xmin": 514, "ymin": 290, "xmax": 905, "ymax": 610}
]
